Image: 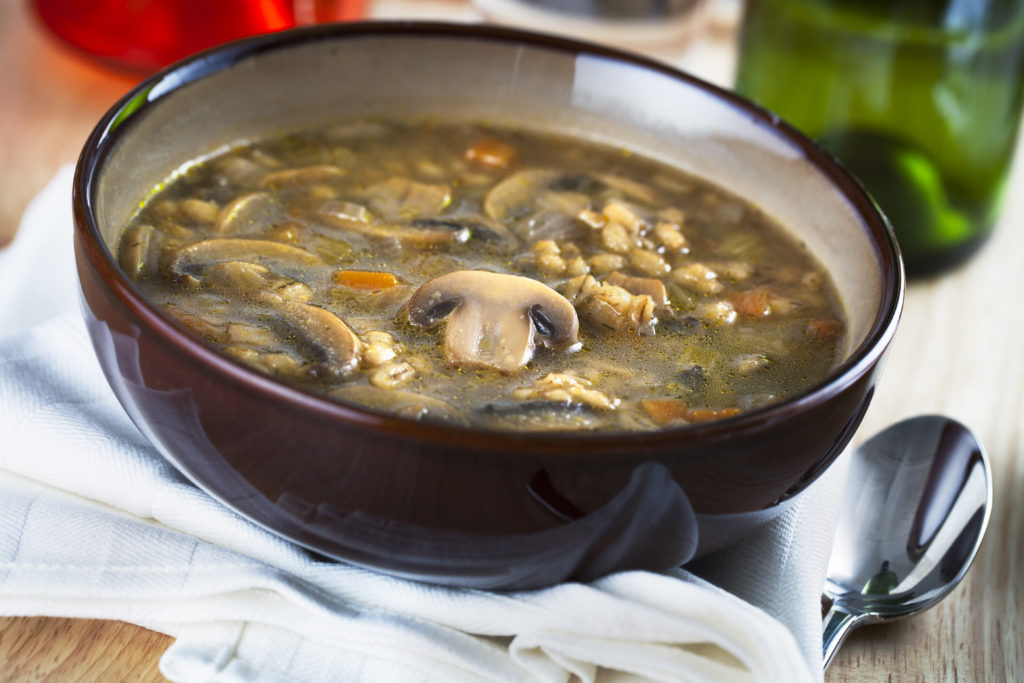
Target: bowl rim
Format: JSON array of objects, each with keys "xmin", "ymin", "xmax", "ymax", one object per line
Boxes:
[{"xmin": 74, "ymin": 20, "xmax": 905, "ymax": 454}]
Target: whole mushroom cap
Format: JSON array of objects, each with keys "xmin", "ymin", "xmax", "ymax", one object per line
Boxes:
[{"xmin": 408, "ymin": 270, "xmax": 579, "ymax": 374}]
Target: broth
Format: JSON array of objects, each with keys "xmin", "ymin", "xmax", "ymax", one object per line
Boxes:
[{"xmin": 118, "ymin": 119, "xmax": 846, "ymax": 431}]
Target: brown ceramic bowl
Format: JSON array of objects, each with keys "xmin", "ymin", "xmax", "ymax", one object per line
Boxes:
[{"xmin": 74, "ymin": 22, "xmax": 903, "ymax": 589}]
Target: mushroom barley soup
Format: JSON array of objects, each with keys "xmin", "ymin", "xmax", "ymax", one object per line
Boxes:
[{"xmin": 118, "ymin": 119, "xmax": 847, "ymax": 432}]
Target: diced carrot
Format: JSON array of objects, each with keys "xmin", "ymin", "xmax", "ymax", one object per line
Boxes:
[
  {"xmin": 464, "ymin": 137, "xmax": 517, "ymax": 170},
  {"xmin": 642, "ymin": 399, "xmax": 690, "ymax": 425},
  {"xmin": 806, "ymin": 318, "xmax": 843, "ymax": 341},
  {"xmin": 728, "ymin": 289, "xmax": 771, "ymax": 317},
  {"xmin": 642, "ymin": 398, "xmax": 742, "ymax": 425},
  {"xmin": 332, "ymin": 269, "xmax": 399, "ymax": 291}
]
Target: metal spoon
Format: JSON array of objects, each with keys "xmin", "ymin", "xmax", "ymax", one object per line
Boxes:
[{"xmin": 822, "ymin": 415, "xmax": 991, "ymax": 669}]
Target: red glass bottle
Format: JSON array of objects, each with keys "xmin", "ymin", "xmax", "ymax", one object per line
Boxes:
[{"xmin": 32, "ymin": 0, "xmax": 365, "ymax": 73}]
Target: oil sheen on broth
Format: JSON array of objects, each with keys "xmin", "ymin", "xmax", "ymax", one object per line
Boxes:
[{"xmin": 118, "ymin": 119, "xmax": 846, "ymax": 432}]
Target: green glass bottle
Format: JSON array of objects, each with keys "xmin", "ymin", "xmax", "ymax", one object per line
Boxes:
[{"xmin": 735, "ymin": 0, "xmax": 1024, "ymax": 276}]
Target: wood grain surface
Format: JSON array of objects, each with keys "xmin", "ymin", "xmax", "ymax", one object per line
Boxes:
[{"xmin": 1, "ymin": 0, "xmax": 1021, "ymax": 680}]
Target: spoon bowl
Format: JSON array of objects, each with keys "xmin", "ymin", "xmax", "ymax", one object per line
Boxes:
[{"xmin": 823, "ymin": 415, "xmax": 991, "ymax": 669}]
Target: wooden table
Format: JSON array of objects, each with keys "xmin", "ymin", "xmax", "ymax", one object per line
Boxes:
[{"xmin": 1, "ymin": 0, "xmax": 1021, "ymax": 679}]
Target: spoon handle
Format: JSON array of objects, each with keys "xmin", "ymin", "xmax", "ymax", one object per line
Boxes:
[{"xmin": 822, "ymin": 604, "xmax": 867, "ymax": 670}]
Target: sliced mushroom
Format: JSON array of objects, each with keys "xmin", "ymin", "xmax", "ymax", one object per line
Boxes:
[
  {"xmin": 224, "ymin": 346, "xmax": 302, "ymax": 376},
  {"xmin": 412, "ymin": 217, "xmax": 518, "ymax": 252},
  {"xmin": 363, "ymin": 177, "xmax": 451, "ymax": 220},
  {"xmin": 163, "ymin": 304, "xmax": 228, "ymax": 343},
  {"xmin": 317, "ymin": 208, "xmax": 471, "ymax": 249},
  {"xmin": 213, "ymin": 155, "xmax": 269, "ymax": 187},
  {"xmin": 224, "ymin": 322, "xmax": 278, "ymax": 347},
  {"xmin": 202, "ymin": 260, "xmax": 271, "ymax": 295},
  {"xmin": 486, "ymin": 170, "xmax": 650, "ymax": 237},
  {"xmin": 596, "ymin": 174, "xmax": 659, "ymax": 204},
  {"xmin": 483, "ymin": 169, "xmax": 562, "ymax": 221},
  {"xmin": 329, "ymin": 385, "xmax": 467, "ymax": 425},
  {"xmin": 481, "ymin": 167, "xmax": 655, "ymax": 222},
  {"xmin": 516, "ymin": 210, "xmax": 589, "ymax": 243},
  {"xmin": 341, "ymin": 284, "xmax": 417, "ymax": 322},
  {"xmin": 213, "ymin": 192, "xmax": 281, "ymax": 235},
  {"xmin": 536, "ymin": 189, "xmax": 591, "ymax": 215},
  {"xmin": 259, "ymin": 164, "xmax": 348, "ymax": 189},
  {"xmin": 167, "ymin": 295, "xmax": 360, "ymax": 380},
  {"xmin": 203, "ymin": 261, "xmax": 312, "ymax": 304},
  {"xmin": 276, "ymin": 302, "xmax": 363, "ymax": 379},
  {"xmin": 118, "ymin": 224, "xmax": 155, "ymax": 280},
  {"xmin": 178, "ymin": 198, "xmax": 220, "ymax": 225},
  {"xmin": 319, "ymin": 214, "xmax": 517, "ymax": 252},
  {"xmin": 392, "ymin": 219, "xmax": 471, "ymax": 247},
  {"xmin": 408, "ymin": 270, "xmax": 579, "ymax": 374},
  {"xmin": 322, "ymin": 200, "xmax": 372, "ymax": 223},
  {"xmin": 164, "ymin": 238, "xmax": 323, "ymax": 283}
]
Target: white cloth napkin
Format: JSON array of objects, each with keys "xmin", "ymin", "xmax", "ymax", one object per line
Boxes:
[{"xmin": 0, "ymin": 166, "xmax": 844, "ymax": 682}]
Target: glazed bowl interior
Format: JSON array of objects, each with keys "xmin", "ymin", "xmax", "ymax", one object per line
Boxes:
[
  {"xmin": 77, "ymin": 23, "xmax": 903, "ymax": 588},
  {"xmin": 92, "ymin": 27, "xmax": 887, "ymax": 358}
]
